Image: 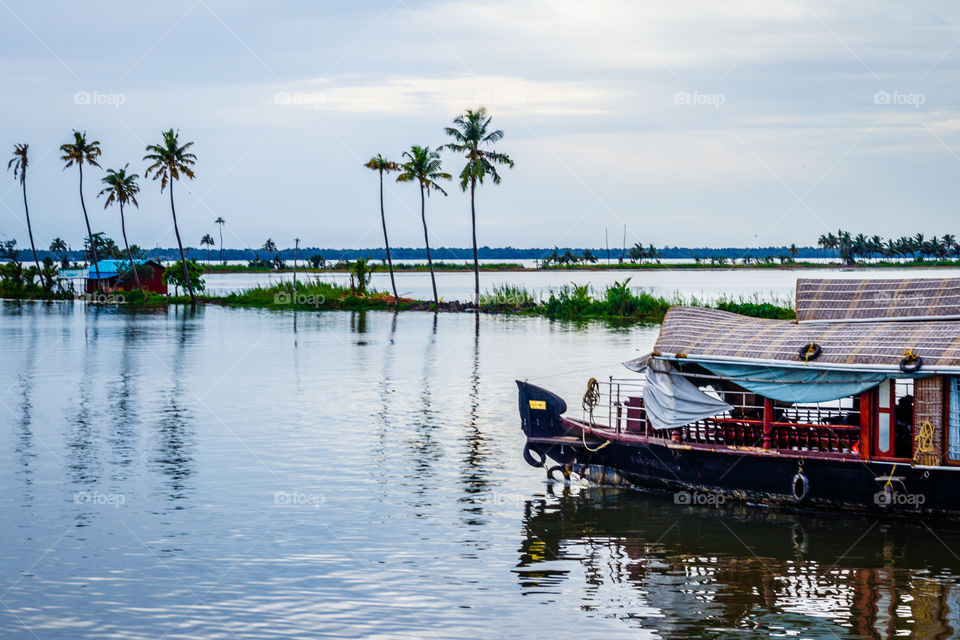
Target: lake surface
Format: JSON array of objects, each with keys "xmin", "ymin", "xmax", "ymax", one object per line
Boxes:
[
  {"xmin": 203, "ymin": 266, "xmax": 960, "ymax": 303},
  {"xmin": 4, "ymin": 300, "xmax": 960, "ymax": 638}
]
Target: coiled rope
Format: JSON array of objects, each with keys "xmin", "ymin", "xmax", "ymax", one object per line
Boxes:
[{"xmin": 581, "ymin": 377, "xmax": 610, "ymax": 453}]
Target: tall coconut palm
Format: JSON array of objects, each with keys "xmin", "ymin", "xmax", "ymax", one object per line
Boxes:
[
  {"xmin": 60, "ymin": 130, "xmax": 103, "ymax": 287},
  {"xmin": 144, "ymin": 129, "xmax": 197, "ymax": 303},
  {"xmin": 364, "ymin": 154, "xmax": 401, "ymax": 304},
  {"xmin": 49, "ymin": 237, "xmax": 70, "ymax": 267},
  {"xmin": 98, "ymin": 164, "xmax": 143, "ymax": 295},
  {"xmin": 214, "ymin": 216, "xmax": 225, "ymax": 264},
  {"xmin": 443, "ymin": 107, "xmax": 514, "ymax": 306},
  {"xmin": 200, "ymin": 234, "xmax": 215, "ymax": 263},
  {"xmin": 262, "ymin": 238, "xmax": 277, "ymax": 257},
  {"xmin": 396, "ymin": 145, "xmax": 450, "ymax": 306},
  {"xmin": 7, "ymin": 144, "xmax": 42, "ymax": 282}
]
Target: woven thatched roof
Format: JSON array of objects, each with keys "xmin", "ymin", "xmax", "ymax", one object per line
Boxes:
[
  {"xmin": 655, "ymin": 306, "xmax": 960, "ymax": 370},
  {"xmin": 796, "ymin": 277, "xmax": 960, "ymax": 323}
]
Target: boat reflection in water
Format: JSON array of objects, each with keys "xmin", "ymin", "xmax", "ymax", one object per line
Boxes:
[{"xmin": 517, "ymin": 487, "xmax": 960, "ymax": 638}]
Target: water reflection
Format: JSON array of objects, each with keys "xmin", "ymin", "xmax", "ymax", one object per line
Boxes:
[
  {"xmin": 410, "ymin": 313, "xmax": 441, "ymax": 507},
  {"xmin": 459, "ymin": 313, "xmax": 492, "ymax": 526},
  {"xmin": 68, "ymin": 306, "xmax": 102, "ymax": 490},
  {"xmin": 518, "ymin": 488, "xmax": 960, "ymax": 638},
  {"xmin": 14, "ymin": 322, "xmax": 38, "ymax": 504},
  {"xmin": 153, "ymin": 307, "xmax": 197, "ymax": 504},
  {"xmin": 107, "ymin": 312, "xmax": 140, "ymax": 476},
  {"xmin": 350, "ymin": 309, "xmax": 367, "ymax": 343}
]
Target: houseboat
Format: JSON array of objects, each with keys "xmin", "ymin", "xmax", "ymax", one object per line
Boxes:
[{"xmin": 518, "ymin": 278, "xmax": 960, "ymax": 516}]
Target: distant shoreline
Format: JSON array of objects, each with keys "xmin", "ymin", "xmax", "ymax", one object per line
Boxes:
[{"xmin": 196, "ymin": 259, "xmax": 960, "ymax": 274}]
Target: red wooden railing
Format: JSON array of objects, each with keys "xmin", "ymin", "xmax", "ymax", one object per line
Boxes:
[{"xmin": 620, "ymin": 397, "xmax": 861, "ymax": 455}]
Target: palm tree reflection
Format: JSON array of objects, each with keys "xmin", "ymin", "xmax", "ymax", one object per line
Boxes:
[{"xmin": 153, "ymin": 306, "xmax": 197, "ymax": 504}]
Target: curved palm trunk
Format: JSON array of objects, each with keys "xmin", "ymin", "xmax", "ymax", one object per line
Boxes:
[
  {"xmin": 169, "ymin": 180, "xmax": 195, "ymax": 303},
  {"xmin": 79, "ymin": 164, "xmax": 103, "ymax": 291},
  {"xmin": 469, "ymin": 178, "xmax": 479, "ymax": 310},
  {"xmin": 218, "ymin": 226, "xmax": 224, "ymax": 265},
  {"xmin": 419, "ymin": 182, "xmax": 438, "ymax": 305},
  {"xmin": 119, "ymin": 200, "xmax": 143, "ymax": 296},
  {"xmin": 379, "ymin": 168, "xmax": 399, "ymax": 306},
  {"xmin": 20, "ymin": 172, "xmax": 43, "ymax": 288}
]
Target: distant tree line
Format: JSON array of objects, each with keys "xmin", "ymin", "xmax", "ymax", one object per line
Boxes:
[{"xmin": 817, "ymin": 230, "xmax": 959, "ymax": 265}]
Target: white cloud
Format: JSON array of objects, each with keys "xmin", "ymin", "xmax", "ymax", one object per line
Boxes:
[{"xmin": 269, "ymin": 75, "xmax": 615, "ymax": 116}]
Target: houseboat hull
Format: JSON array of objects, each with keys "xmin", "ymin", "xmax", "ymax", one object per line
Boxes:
[{"xmin": 518, "ymin": 380, "xmax": 959, "ymax": 518}]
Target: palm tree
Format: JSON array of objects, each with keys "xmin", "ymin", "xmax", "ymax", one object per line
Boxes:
[
  {"xmin": 144, "ymin": 129, "xmax": 197, "ymax": 303},
  {"xmin": 98, "ymin": 164, "xmax": 143, "ymax": 295},
  {"xmin": 397, "ymin": 146, "xmax": 451, "ymax": 306},
  {"xmin": 443, "ymin": 107, "xmax": 514, "ymax": 307},
  {"xmin": 60, "ymin": 130, "xmax": 103, "ymax": 287},
  {"xmin": 200, "ymin": 233, "xmax": 215, "ymax": 263},
  {"xmin": 7, "ymin": 144, "xmax": 42, "ymax": 282},
  {"xmin": 364, "ymin": 154, "xmax": 401, "ymax": 305},
  {"xmin": 788, "ymin": 243, "xmax": 799, "ymax": 259},
  {"xmin": 262, "ymin": 238, "xmax": 277, "ymax": 257},
  {"xmin": 49, "ymin": 237, "xmax": 68, "ymax": 266},
  {"xmin": 214, "ymin": 216, "xmax": 225, "ymax": 264},
  {"xmin": 944, "ymin": 234, "xmax": 958, "ymax": 260}
]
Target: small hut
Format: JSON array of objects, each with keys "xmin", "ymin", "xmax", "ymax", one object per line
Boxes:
[{"xmin": 85, "ymin": 259, "xmax": 167, "ymax": 294}]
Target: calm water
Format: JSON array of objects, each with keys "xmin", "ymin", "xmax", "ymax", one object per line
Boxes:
[
  {"xmin": 4, "ymin": 300, "xmax": 960, "ymax": 639},
  {"xmin": 202, "ymin": 266, "xmax": 960, "ymax": 303}
]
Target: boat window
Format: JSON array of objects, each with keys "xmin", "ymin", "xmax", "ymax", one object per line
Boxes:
[
  {"xmin": 878, "ymin": 379, "xmax": 891, "ymax": 454},
  {"xmin": 894, "ymin": 379, "xmax": 915, "ymax": 459},
  {"xmin": 950, "ymin": 378, "xmax": 960, "ymax": 461}
]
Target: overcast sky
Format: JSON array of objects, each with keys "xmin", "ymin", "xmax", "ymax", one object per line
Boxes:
[{"xmin": 2, "ymin": 0, "xmax": 960, "ymax": 252}]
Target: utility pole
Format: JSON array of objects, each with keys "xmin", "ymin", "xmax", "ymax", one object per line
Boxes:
[{"xmin": 293, "ymin": 238, "xmax": 299, "ymax": 293}]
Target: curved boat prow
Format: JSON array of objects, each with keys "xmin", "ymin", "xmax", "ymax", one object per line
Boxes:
[{"xmin": 516, "ymin": 380, "xmax": 567, "ymax": 437}]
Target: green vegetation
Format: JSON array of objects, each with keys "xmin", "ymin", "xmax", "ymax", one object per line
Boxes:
[
  {"xmin": 475, "ymin": 279, "xmax": 794, "ymax": 323},
  {"xmin": 536, "ymin": 282, "xmax": 793, "ymax": 323},
  {"xmin": 215, "ymin": 279, "xmax": 412, "ymax": 312},
  {"xmin": 163, "ymin": 260, "xmax": 206, "ymax": 295},
  {"xmin": 0, "ymin": 260, "xmax": 70, "ymax": 300}
]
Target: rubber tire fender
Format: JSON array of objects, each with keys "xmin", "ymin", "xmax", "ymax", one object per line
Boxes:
[
  {"xmin": 547, "ymin": 465, "xmax": 571, "ymax": 484},
  {"xmin": 900, "ymin": 356, "xmax": 923, "ymax": 374},
  {"xmin": 792, "ymin": 472, "xmax": 810, "ymax": 502},
  {"xmin": 798, "ymin": 342, "xmax": 822, "ymax": 361},
  {"xmin": 523, "ymin": 443, "xmax": 547, "ymax": 468}
]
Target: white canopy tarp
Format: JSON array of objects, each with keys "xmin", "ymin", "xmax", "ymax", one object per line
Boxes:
[{"xmin": 637, "ymin": 359, "xmax": 733, "ymax": 430}]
